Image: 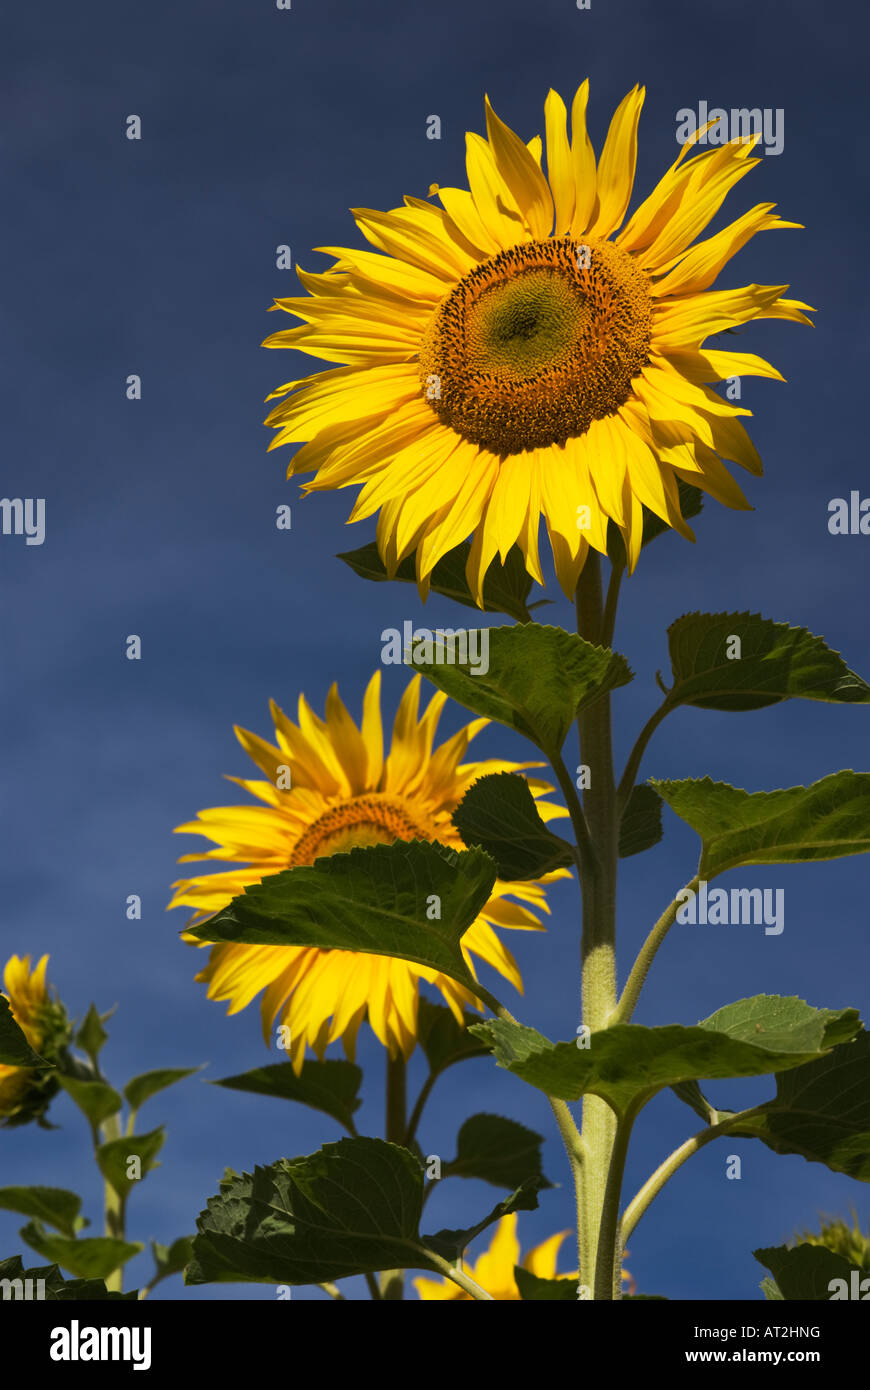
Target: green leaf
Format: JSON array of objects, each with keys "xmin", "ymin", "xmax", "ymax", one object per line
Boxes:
[
  {"xmin": 337, "ymin": 540, "xmax": 535, "ymax": 622},
  {"xmin": 0, "ymin": 996, "xmax": 47, "ymax": 1067},
  {"xmin": 0, "ymin": 1187, "xmax": 84, "ymax": 1239},
  {"xmin": 666, "ymin": 612, "xmax": 870, "ymax": 712},
  {"xmin": 515, "ymin": 1266, "xmax": 577, "ymax": 1300},
  {"xmin": 452, "ymin": 773, "xmax": 575, "ymax": 880},
  {"xmin": 0, "ymin": 1254, "xmax": 137, "ymax": 1300},
  {"xmin": 726, "ymin": 1030, "xmax": 870, "ymax": 1180},
  {"xmin": 443, "ymin": 1114, "xmax": 552, "ymax": 1190},
  {"xmin": 416, "ymin": 997, "xmax": 491, "ymax": 1076},
  {"xmin": 619, "ymin": 785, "xmax": 663, "ymax": 858},
  {"xmin": 760, "ymin": 1276, "xmax": 784, "ymax": 1301},
  {"xmin": 96, "ymin": 1128, "xmax": 165, "ymax": 1199},
  {"xmin": 654, "ymin": 771, "xmax": 870, "ymax": 878},
  {"xmin": 471, "ymin": 996, "xmax": 860, "ymax": 1119},
  {"xmin": 150, "ymin": 1236, "xmax": 194, "ymax": 1283},
  {"xmin": 213, "ymin": 1059, "xmax": 362, "ymax": 1132},
  {"xmin": 187, "ymin": 1138, "xmax": 439, "ymax": 1285},
  {"xmin": 76, "ymin": 1004, "xmax": 110, "ymax": 1062},
  {"xmin": 186, "ymin": 841, "xmax": 497, "ymax": 997},
  {"xmin": 58, "ymin": 1075, "xmax": 122, "ymax": 1127},
  {"xmin": 754, "ymin": 1244, "xmax": 858, "ymax": 1300},
  {"xmin": 19, "ymin": 1222, "xmax": 142, "ymax": 1280},
  {"xmin": 413, "ymin": 624, "xmax": 632, "ymax": 757},
  {"xmin": 124, "ymin": 1067, "xmax": 201, "ymax": 1114},
  {"xmin": 422, "ymin": 1177, "xmax": 547, "ymax": 1262}
]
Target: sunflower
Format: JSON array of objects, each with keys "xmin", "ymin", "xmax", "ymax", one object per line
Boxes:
[
  {"xmin": 169, "ymin": 672, "xmax": 566, "ymax": 1072},
  {"xmin": 0, "ymin": 955, "xmax": 68, "ymax": 1126},
  {"xmin": 263, "ymin": 80, "xmax": 812, "ymax": 602},
  {"xmin": 413, "ymin": 1213, "xmax": 576, "ymax": 1300}
]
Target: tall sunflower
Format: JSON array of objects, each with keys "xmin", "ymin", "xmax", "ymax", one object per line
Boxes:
[
  {"xmin": 264, "ymin": 81, "xmax": 811, "ymax": 601},
  {"xmin": 169, "ymin": 672, "xmax": 566, "ymax": 1072}
]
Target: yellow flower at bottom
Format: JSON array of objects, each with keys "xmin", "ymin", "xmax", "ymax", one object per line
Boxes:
[
  {"xmin": 169, "ymin": 672, "xmax": 567, "ymax": 1071},
  {"xmin": 414, "ymin": 1213, "xmax": 575, "ymax": 1300},
  {"xmin": 0, "ymin": 955, "xmax": 66, "ymax": 1126}
]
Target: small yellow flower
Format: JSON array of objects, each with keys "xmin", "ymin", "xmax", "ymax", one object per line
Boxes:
[
  {"xmin": 414, "ymin": 1213, "xmax": 575, "ymax": 1300},
  {"xmin": 170, "ymin": 672, "xmax": 568, "ymax": 1071},
  {"xmin": 0, "ymin": 955, "xmax": 67, "ymax": 1126}
]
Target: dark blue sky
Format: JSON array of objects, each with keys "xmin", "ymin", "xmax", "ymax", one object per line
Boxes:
[{"xmin": 2, "ymin": 0, "xmax": 868, "ymax": 1300}]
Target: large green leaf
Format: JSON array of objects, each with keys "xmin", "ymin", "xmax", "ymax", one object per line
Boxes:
[
  {"xmin": 666, "ymin": 612, "xmax": 870, "ymax": 712},
  {"xmin": 337, "ymin": 540, "xmax": 535, "ymax": 622},
  {"xmin": 452, "ymin": 773, "xmax": 575, "ymax": 880},
  {"xmin": 186, "ymin": 1138, "xmax": 545, "ymax": 1288},
  {"xmin": 725, "ymin": 1030, "xmax": 870, "ymax": 1180},
  {"xmin": 212, "ymin": 1059, "xmax": 362, "ymax": 1133},
  {"xmin": 19, "ymin": 1222, "xmax": 142, "ymax": 1280},
  {"xmin": 186, "ymin": 1139, "xmax": 439, "ymax": 1285},
  {"xmin": 97, "ymin": 1128, "xmax": 166, "ymax": 1199},
  {"xmin": 0, "ymin": 1186, "xmax": 84, "ymax": 1239},
  {"xmin": 442, "ymin": 1114, "xmax": 552, "ymax": 1190},
  {"xmin": 0, "ymin": 996, "xmax": 46, "ymax": 1067},
  {"xmin": 123, "ymin": 1067, "xmax": 201, "ymax": 1114},
  {"xmin": 0, "ymin": 1254, "xmax": 137, "ymax": 1300},
  {"xmin": 754, "ymin": 1244, "xmax": 858, "ymax": 1301},
  {"xmin": 653, "ymin": 772, "xmax": 870, "ymax": 878},
  {"xmin": 413, "ymin": 624, "xmax": 632, "ymax": 757},
  {"xmin": 186, "ymin": 841, "xmax": 497, "ymax": 997},
  {"xmin": 471, "ymin": 997, "xmax": 860, "ymax": 1119}
]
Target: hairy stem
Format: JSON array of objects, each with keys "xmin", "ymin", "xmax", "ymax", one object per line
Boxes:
[
  {"xmin": 575, "ymin": 554, "xmax": 620, "ymax": 1296},
  {"xmin": 613, "ymin": 875, "xmax": 701, "ymax": 1025},
  {"xmin": 100, "ymin": 1111, "xmax": 125, "ymax": 1294}
]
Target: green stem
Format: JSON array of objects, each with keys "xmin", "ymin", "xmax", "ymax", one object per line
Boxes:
[
  {"xmin": 593, "ymin": 1103, "xmax": 640, "ymax": 1300},
  {"xmin": 613, "ymin": 875, "xmax": 700, "ymax": 1025},
  {"xmin": 100, "ymin": 1111, "xmax": 125, "ymax": 1294},
  {"xmin": 574, "ymin": 554, "xmax": 620, "ymax": 1297},
  {"xmin": 380, "ymin": 1052, "xmax": 407, "ymax": 1300},
  {"xmin": 601, "ymin": 556, "xmax": 625, "ymax": 651},
  {"xmin": 418, "ymin": 1247, "xmax": 494, "ymax": 1300},
  {"xmin": 621, "ymin": 1105, "xmax": 770, "ymax": 1243},
  {"xmin": 615, "ymin": 698, "xmax": 673, "ymax": 818},
  {"xmin": 405, "ymin": 1070, "xmax": 438, "ymax": 1148},
  {"xmin": 549, "ymin": 1097, "xmax": 587, "ymax": 1278}
]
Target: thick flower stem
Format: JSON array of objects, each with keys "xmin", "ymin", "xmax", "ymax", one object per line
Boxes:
[
  {"xmin": 575, "ymin": 555, "xmax": 620, "ymax": 1298},
  {"xmin": 101, "ymin": 1111, "xmax": 125, "ymax": 1294},
  {"xmin": 380, "ymin": 1052, "xmax": 407, "ymax": 1300}
]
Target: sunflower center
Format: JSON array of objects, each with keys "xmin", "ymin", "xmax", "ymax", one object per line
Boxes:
[
  {"xmin": 418, "ymin": 235, "xmax": 652, "ymax": 455},
  {"xmin": 289, "ymin": 795, "xmax": 432, "ymax": 867}
]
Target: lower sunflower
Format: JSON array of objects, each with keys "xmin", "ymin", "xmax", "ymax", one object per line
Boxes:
[
  {"xmin": 0, "ymin": 954, "xmax": 69, "ymax": 1127},
  {"xmin": 169, "ymin": 672, "xmax": 567, "ymax": 1071}
]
